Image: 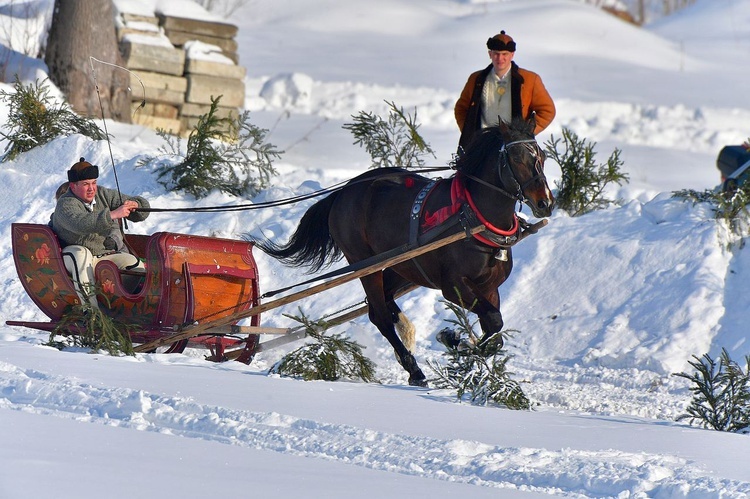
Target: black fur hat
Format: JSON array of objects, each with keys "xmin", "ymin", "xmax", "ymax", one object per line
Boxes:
[
  {"xmin": 67, "ymin": 157, "xmax": 99, "ymax": 182},
  {"xmin": 487, "ymin": 30, "xmax": 516, "ymax": 52}
]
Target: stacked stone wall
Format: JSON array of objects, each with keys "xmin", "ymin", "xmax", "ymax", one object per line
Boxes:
[{"xmin": 117, "ymin": 11, "xmax": 245, "ymax": 135}]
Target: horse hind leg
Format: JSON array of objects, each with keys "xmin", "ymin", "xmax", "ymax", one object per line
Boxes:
[
  {"xmin": 383, "ymin": 271, "xmax": 416, "ymax": 353},
  {"xmin": 389, "ymin": 304, "xmax": 415, "ymax": 353},
  {"xmin": 362, "ymin": 273, "xmax": 426, "ymax": 386}
]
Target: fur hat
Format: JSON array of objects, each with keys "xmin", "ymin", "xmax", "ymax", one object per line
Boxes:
[
  {"xmin": 67, "ymin": 157, "xmax": 99, "ymax": 182},
  {"xmin": 487, "ymin": 30, "xmax": 516, "ymax": 52}
]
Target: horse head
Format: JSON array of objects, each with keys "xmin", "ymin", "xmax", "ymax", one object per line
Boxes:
[
  {"xmin": 496, "ymin": 116, "xmax": 555, "ymax": 218},
  {"xmin": 459, "ymin": 117, "xmax": 554, "ymax": 219}
]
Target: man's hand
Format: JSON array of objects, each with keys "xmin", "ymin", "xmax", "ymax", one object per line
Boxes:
[{"xmin": 110, "ymin": 200, "xmax": 139, "ymax": 220}]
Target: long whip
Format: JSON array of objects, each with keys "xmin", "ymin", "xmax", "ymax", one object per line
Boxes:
[{"xmin": 88, "ymin": 56, "xmax": 146, "ymax": 229}]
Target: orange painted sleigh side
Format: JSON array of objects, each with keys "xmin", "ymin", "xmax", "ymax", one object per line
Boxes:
[{"xmin": 7, "ymin": 223, "xmax": 262, "ymax": 362}]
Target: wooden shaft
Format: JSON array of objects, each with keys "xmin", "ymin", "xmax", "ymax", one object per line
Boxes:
[
  {"xmin": 134, "ymin": 226, "xmax": 485, "ymax": 353},
  {"xmin": 221, "ymin": 284, "xmax": 419, "ymax": 361}
]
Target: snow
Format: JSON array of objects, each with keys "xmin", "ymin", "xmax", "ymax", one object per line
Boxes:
[
  {"xmin": 184, "ymin": 40, "xmax": 235, "ymax": 65},
  {"xmin": 1, "ymin": 0, "xmax": 750, "ymax": 497}
]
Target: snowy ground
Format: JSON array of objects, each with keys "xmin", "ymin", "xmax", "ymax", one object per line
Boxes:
[{"xmin": 1, "ymin": 0, "xmax": 749, "ymax": 497}]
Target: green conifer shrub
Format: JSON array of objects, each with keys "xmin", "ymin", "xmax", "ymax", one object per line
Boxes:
[
  {"xmin": 544, "ymin": 127, "xmax": 629, "ymax": 216},
  {"xmin": 673, "ymin": 183, "xmax": 750, "ymax": 241},
  {"xmin": 270, "ymin": 310, "xmax": 378, "ymax": 382},
  {"xmin": 0, "ymin": 77, "xmax": 106, "ymax": 161},
  {"xmin": 47, "ymin": 290, "xmax": 136, "ymax": 357},
  {"xmin": 427, "ymin": 299, "xmax": 530, "ymax": 409},
  {"xmin": 142, "ymin": 95, "xmax": 281, "ymax": 199},
  {"xmin": 673, "ymin": 349, "xmax": 750, "ymax": 433},
  {"xmin": 342, "ymin": 100, "xmax": 435, "ymax": 168}
]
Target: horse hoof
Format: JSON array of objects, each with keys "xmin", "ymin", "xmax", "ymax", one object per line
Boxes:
[
  {"xmin": 409, "ymin": 377, "xmax": 428, "ymax": 388},
  {"xmin": 436, "ymin": 328, "xmax": 461, "ymax": 349},
  {"xmin": 477, "ymin": 332, "xmax": 504, "ymax": 355}
]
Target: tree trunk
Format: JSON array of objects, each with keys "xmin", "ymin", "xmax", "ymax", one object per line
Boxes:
[{"xmin": 45, "ymin": 0, "xmax": 131, "ymax": 123}]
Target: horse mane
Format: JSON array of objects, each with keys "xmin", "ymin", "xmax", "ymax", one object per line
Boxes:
[{"xmin": 455, "ymin": 117, "xmax": 535, "ymax": 176}]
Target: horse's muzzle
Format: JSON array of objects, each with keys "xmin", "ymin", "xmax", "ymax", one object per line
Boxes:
[{"xmin": 529, "ymin": 193, "xmax": 554, "ymax": 218}]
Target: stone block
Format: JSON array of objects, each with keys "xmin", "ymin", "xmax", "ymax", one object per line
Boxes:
[
  {"xmin": 120, "ymin": 13, "xmax": 159, "ymax": 25},
  {"xmin": 131, "ymin": 102, "xmax": 179, "ymax": 120},
  {"xmin": 181, "ymin": 102, "xmax": 240, "ymax": 120},
  {"xmin": 117, "ymin": 27, "xmax": 162, "ymax": 41},
  {"xmin": 185, "ymin": 58, "xmax": 245, "ymax": 79},
  {"xmin": 131, "ymin": 71, "xmax": 187, "ymax": 93},
  {"xmin": 164, "ymin": 29, "xmax": 238, "ymax": 53},
  {"xmin": 158, "ymin": 15, "xmax": 238, "ymax": 38},
  {"xmin": 143, "ymin": 87, "xmax": 185, "ymax": 107},
  {"xmin": 133, "ymin": 113, "xmax": 182, "ymax": 134},
  {"xmin": 186, "ymin": 74, "xmax": 245, "ymax": 108},
  {"xmin": 129, "ymin": 71, "xmax": 187, "ymax": 106},
  {"xmin": 121, "ymin": 39, "xmax": 185, "ymax": 76}
]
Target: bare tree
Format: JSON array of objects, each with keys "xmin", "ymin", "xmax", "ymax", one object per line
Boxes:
[{"xmin": 45, "ymin": 0, "xmax": 130, "ymax": 122}]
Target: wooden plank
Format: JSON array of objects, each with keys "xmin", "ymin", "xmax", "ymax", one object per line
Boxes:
[
  {"xmin": 134, "ymin": 226, "xmax": 485, "ymax": 353},
  {"xmin": 230, "ymin": 325, "xmax": 292, "ymax": 335},
  {"xmin": 221, "ymin": 284, "xmax": 420, "ymax": 361},
  {"xmin": 158, "ymin": 15, "xmax": 238, "ymax": 38}
]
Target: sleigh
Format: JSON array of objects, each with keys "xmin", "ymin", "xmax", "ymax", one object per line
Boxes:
[{"xmin": 7, "ymin": 223, "xmax": 262, "ymax": 362}]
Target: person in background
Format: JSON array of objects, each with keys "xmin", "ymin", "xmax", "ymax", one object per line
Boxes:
[
  {"xmin": 50, "ymin": 158, "xmax": 150, "ymax": 307},
  {"xmin": 454, "ymin": 30, "xmax": 556, "ymax": 152}
]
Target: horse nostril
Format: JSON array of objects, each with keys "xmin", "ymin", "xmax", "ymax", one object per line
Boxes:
[{"xmin": 537, "ymin": 199, "xmax": 549, "ymax": 210}]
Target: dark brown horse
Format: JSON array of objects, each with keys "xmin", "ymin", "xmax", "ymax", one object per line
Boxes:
[{"xmin": 255, "ymin": 117, "xmax": 554, "ymax": 386}]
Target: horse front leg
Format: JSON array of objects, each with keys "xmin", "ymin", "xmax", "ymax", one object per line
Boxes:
[
  {"xmin": 361, "ymin": 273, "xmax": 427, "ymax": 387},
  {"xmin": 440, "ymin": 277, "xmax": 505, "ymax": 350}
]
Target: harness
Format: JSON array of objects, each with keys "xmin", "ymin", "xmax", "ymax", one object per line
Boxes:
[
  {"xmin": 411, "ymin": 138, "xmax": 543, "ymax": 245},
  {"xmin": 412, "ymin": 175, "xmax": 520, "ymax": 248},
  {"xmin": 407, "ymin": 138, "xmax": 545, "ymax": 285}
]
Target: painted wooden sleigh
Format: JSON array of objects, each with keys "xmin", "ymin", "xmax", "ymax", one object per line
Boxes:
[{"xmin": 7, "ymin": 223, "xmax": 262, "ymax": 362}]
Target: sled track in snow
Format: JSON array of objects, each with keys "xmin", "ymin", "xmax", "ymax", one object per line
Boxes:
[{"xmin": 1, "ymin": 361, "xmax": 748, "ymax": 497}]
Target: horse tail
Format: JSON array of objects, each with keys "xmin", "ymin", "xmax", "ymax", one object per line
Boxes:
[{"xmin": 253, "ymin": 192, "xmax": 342, "ymax": 273}]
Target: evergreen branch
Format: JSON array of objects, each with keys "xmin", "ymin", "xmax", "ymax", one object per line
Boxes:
[{"xmin": 270, "ymin": 309, "xmax": 378, "ymax": 383}]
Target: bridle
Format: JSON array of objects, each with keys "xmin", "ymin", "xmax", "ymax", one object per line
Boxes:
[{"xmin": 463, "ymin": 138, "xmax": 546, "ymax": 205}]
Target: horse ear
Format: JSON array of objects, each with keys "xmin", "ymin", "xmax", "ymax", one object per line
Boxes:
[
  {"xmin": 527, "ymin": 113, "xmax": 537, "ymax": 133},
  {"xmin": 498, "ymin": 118, "xmax": 510, "ymax": 134}
]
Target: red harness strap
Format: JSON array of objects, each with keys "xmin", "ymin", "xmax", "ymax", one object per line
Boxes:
[{"xmin": 422, "ymin": 174, "xmax": 518, "ymax": 248}]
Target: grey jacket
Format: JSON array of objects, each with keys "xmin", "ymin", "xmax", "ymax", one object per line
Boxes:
[{"xmin": 51, "ymin": 185, "xmax": 150, "ymax": 256}]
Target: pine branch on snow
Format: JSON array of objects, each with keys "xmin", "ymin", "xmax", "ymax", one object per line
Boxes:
[
  {"xmin": 270, "ymin": 309, "xmax": 378, "ymax": 383},
  {"xmin": 427, "ymin": 299, "xmax": 530, "ymax": 409},
  {"xmin": 674, "ymin": 349, "xmax": 750, "ymax": 433}
]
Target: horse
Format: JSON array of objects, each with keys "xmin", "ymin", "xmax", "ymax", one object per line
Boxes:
[{"xmin": 254, "ymin": 117, "xmax": 554, "ymax": 386}]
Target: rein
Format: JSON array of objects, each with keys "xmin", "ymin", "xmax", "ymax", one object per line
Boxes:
[{"xmin": 136, "ymin": 166, "xmax": 453, "ymax": 214}]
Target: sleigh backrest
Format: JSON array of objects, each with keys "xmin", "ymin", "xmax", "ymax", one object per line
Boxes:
[{"xmin": 11, "ymin": 223, "xmax": 81, "ymax": 319}]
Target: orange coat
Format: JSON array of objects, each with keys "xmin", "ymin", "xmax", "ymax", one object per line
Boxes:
[{"xmin": 455, "ymin": 62, "xmax": 555, "ymax": 150}]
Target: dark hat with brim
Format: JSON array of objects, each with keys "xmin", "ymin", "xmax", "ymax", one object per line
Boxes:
[
  {"xmin": 487, "ymin": 30, "xmax": 516, "ymax": 52},
  {"xmin": 67, "ymin": 157, "xmax": 99, "ymax": 182}
]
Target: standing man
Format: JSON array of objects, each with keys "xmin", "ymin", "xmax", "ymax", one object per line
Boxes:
[
  {"xmin": 455, "ymin": 30, "xmax": 556, "ymax": 151},
  {"xmin": 51, "ymin": 158, "xmax": 150, "ymax": 307}
]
